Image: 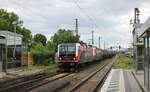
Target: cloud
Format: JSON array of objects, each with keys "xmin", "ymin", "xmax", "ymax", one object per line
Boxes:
[{"xmin": 0, "ymin": 0, "xmax": 150, "ymax": 48}]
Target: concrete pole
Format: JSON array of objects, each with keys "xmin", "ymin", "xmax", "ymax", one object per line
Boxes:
[
  {"xmin": 104, "ymin": 41, "xmax": 105, "ymax": 50},
  {"xmin": 99, "ymin": 36, "xmax": 101, "ymax": 48},
  {"xmin": 75, "ymin": 18, "xmax": 78, "ymax": 36},
  {"xmin": 13, "ymin": 24, "xmax": 16, "ymax": 58},
  {"xmin": 92, "ymin": 31, "xmax": 94, "ymax": 45}
]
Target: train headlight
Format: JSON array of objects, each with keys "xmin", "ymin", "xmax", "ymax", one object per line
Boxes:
[
  {"xmin": 73, "ymin": 57, "xmax": 76, "ymax": 60},
  {"xmin": 59, "ymin": 57, "xmax": 62, "ymax": 60},
  {"xmin": 73, "ymin": 57, "xmax": 78, "ymax": 60}
]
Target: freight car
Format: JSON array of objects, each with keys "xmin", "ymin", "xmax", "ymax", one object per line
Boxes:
[{"xmin": 56, "ymin": 43, "xmax": 114, "ymax": 72}]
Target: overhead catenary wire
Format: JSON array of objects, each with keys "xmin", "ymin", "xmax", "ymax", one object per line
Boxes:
[
  {"xmin": 10, "ymin": 0, "xmax": 98, "ymax": 30},
  {"xmin": 9, "ymin": 0, "xmax": 101, "ymax": 45},
  {"xmin": 8, "ymin": 0, "xmax": 64, "ymax": 31},
  {"xmin": 71, "ymin": 0, "xmax": 98, "ymax": 29},
  {"xmin": 8, "ymin": 0, "xmax": 52, "ymax": 21}
]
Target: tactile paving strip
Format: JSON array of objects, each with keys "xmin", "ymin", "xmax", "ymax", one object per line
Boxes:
[
  {"xmin": 100, "ymin": 69, "xmax": 125, "ymax": 92},
  {"xmin": 106, "ymin": 70, "xmax": 120, "ymax": 92}
]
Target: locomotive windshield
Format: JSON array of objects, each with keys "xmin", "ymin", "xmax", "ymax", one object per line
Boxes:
[
  {"xmin": 59, "ymin": 45, "xmax": 76, "ymax": 52},
  {"xmin": 59, "ymin": 45, "xmax": 76, "ymax": 57}
]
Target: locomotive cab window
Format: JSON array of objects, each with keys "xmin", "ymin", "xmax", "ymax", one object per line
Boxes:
[
  {"xmin": 59, "ymin": 45, "xmax": 76, "ymax": 52},
  {"xmin": 59, "ymin": 44, "xmax": 76, "ymax": 57}
]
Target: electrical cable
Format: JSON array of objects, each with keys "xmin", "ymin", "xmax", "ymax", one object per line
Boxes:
[
  {"xmin": 72, "ymin": 0, "xmax": 98, "ymax": 28},
  {"xmin": 8, "ymin": 0, "xmax": 50, "ymax": 21}
]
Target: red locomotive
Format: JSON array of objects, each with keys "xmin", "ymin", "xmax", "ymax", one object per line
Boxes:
[{"xmin": 56, "ymin": 43, "xmax": 115, "ymax": 72}]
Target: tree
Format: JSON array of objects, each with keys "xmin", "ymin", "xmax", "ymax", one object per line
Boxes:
[
  {"xmin": 0, "ymin": 8, "xmax": 32, "ymax": 44},
  {"xmin": 47, "ymin": 41, "xmax": 55, "ymax": 50},
  {"xmin": 47, "ymin": 29, "xmax": 80, "ymax": 51},
  {"xmin": 30, "ymin": 42, "xmax": 48, "ymax": 54},
  {"xmin": 33, "ymin": 34, "xmax": 47, "ymax": 46},
  {"xmin": 17, "ymin": 27, "xmax": 32, "ymax": 44}
]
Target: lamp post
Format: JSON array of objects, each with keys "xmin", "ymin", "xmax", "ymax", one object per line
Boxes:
[{"xmin": 12, "ymin": 21, "xmax": 17, "ymax": 58}]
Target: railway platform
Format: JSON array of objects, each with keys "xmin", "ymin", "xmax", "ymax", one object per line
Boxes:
[
  {"xmin": 0, "ymin": 65, "xmax": 56, "ymax": 79},
  {"xmin": 0, "ymin": 67, "xmax": 44, "ymax": 79},
  {"xmin": 100, "ymin": 69, "xmax": 144, "ymax": 92}
]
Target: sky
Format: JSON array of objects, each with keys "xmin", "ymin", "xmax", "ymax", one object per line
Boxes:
[{"xmin": 0, "ymin": 0, "xmax": 150, "ymax": 49}]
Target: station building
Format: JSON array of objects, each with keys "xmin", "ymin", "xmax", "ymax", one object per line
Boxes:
[
  {"xmin": 139, "ymin": 17, "xmax": 150, "ymax": 92},
  {"xmin": 0, "ymin": 31, "xmax": 24, "ymax": 73},
  {"xmin": 132, "ymin": 23, "xmax": 144, "ymax": 71},
  {"xmin": 132, "ymin": 8, "xmax": 144, "ymax": 72}
]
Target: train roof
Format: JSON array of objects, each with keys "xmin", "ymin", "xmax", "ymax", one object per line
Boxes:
[{"xmin": 59, "ymin": 43, "xmax": 80, "ymax": 46}]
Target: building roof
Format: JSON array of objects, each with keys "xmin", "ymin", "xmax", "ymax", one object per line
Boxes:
[
  {"xmin": 0, "ymin": 31, "xmax": 23, "ymax": 45},
  {"xmin": 0, "ymin": 31, "xmax": 23, "ymax": 37},
  {"xmin": 139, "ymin": 17, "xmax": 150, "ymax": 37}
]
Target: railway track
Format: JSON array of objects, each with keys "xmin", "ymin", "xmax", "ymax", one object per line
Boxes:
[
  {"xmin": 27, "ymin": 58, "xmax": 115, "ymax": 92},
  {"xmin": 56, "ymin": 56, "xmax": 117, "ymax": 92},
  {"xmin": 0, "ymin": 71, "xmax": 56, "ymax": 87},
  {"xmin": 68, "ymin": 62, "xmax": 114, "ymax": 92},
  {"xmin": 0, "ymin": 71, "xmax": 71, "ymax": 92},
  {"xmin": 0, "ymin": 57, "xmax": 116, "ymax": 92}
]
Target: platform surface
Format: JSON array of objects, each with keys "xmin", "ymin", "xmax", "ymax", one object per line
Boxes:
[{"xmin": 100, "ymin": 69, "xmax": 143, "ymax": 92}]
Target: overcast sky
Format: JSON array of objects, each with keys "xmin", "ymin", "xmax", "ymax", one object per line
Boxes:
[{"xmin": 1, "ymin": 0, "xmax": 150, "ymax": 48}]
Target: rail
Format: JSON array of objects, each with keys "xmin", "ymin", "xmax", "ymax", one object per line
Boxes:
[{"xmin": 68, "ymin": 57, "xmax": 115, "ymax": 92}]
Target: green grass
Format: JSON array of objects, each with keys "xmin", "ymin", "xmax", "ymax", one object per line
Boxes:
[
  {"xmin": 44, "ymin": 67, "xmax": 58, "ymax": 72},
  {"xmin": 114, "ymin": 54, "xmax": 134, "ymax": 69},
  {"xmin": 32, "ymin": 64, "xmax": 58, "ymax": 72}
]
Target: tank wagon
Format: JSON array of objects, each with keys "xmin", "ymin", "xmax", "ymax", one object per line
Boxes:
[{"xmin": 56, "ymin": 43, "xmax": 115, "ymax": 72}]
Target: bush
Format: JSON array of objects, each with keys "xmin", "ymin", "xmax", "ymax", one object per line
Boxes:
[
  {"xmin": 114, "ymin": 54, "xmax": 134, "ymax": 69},
  {"xmin": 30, "ymin": 43, "xmax": 55, "ymax": 65},
  {"xmin": 41, "ymin": 58, "xmax": 54, "ymax": 66}
]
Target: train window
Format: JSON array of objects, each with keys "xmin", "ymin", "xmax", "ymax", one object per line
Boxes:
[{"xmin": 59, "ymin": 46, "xmax": 65, "ymax": 52}]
